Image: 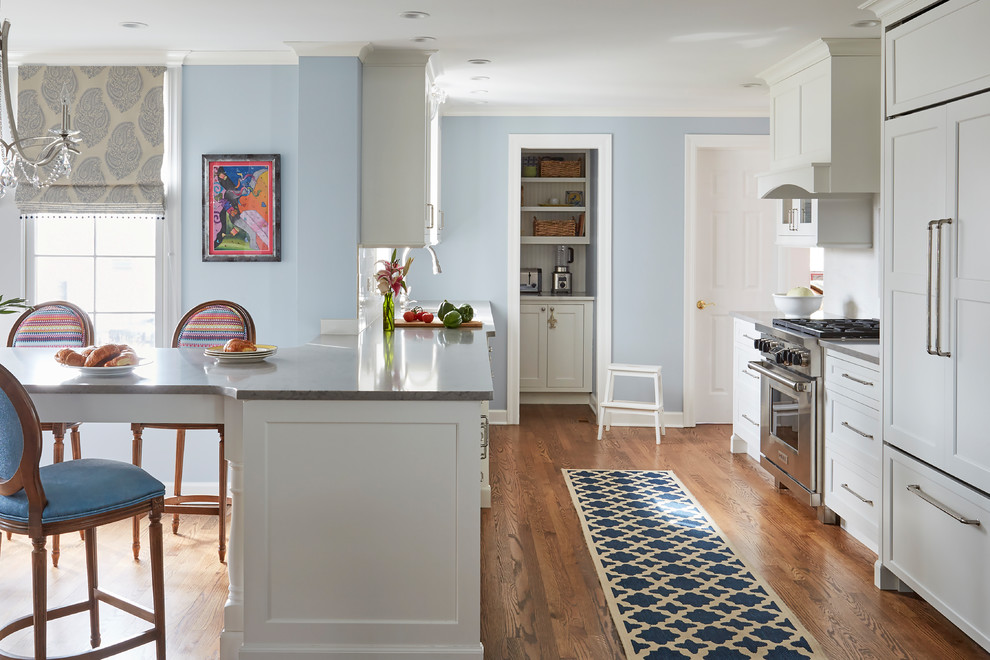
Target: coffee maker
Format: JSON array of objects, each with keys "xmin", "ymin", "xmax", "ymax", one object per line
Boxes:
[{"xmin": 552, "ymin": 245, "xmax": 573, "ymax": 294}]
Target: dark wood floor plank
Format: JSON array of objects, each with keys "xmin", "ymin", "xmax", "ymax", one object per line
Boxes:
[{"xmin": 481, "ymin": 404, "xmax": 990, "ymax": 660}]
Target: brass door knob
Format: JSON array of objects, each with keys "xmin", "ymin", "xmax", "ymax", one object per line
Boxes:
[{"xmin": 696, "ymin": 300, "xmax": 715, "ymax": 309}]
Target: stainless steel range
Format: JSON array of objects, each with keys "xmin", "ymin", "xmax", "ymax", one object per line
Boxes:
[{"xmin": 747, "ymin": 318, "xmax": 879, "ymax": 522}]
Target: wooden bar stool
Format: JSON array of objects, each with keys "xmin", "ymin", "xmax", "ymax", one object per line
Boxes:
[{"xmin": 597, "ymin": 363, "xmax": 665, "ymax": 444}]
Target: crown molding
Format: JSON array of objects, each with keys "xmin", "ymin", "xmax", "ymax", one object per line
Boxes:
[
  {"xmin": 441, "ymin": 105, "xmax": 769, "ymax": 118},
  {"xmin": 859, "ymin": 0, "xmax": 936, "ymax": 22},
  {"xmin": 757, "ymin": 38, "xmax": 879, "ymax": 86},
  {"xmin": 182, "ymin": 51, "xmax": 297, "ymax": 66},
  {"xmin": 361, "ymin": 47, "xmax": 436, "ymax": 67},
  {"xmin": 7, "ymin": 50, "xmax": 187, "ymax": 66},
  {"xmin": 287, "ymin": 42, "xmax": 371, "ymax": 58}
]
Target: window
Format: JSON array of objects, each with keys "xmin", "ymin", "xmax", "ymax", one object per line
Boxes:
[{"xmin": 24, "ymin": 214, "xmax": 161, "ymax": 352}]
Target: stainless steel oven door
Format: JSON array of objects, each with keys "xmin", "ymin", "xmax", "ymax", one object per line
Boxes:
[{"xmin": 748, "ymin": 360, "xmax": 817, "ymax": 494}]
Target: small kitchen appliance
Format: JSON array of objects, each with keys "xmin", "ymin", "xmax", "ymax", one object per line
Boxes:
[
  {"xmin": 520, "ymin": 267, "xmax": 542, "ymax": 294},
  {"xmin": 552, "ymin": 245, "xmax": 574, "ymax": 295}
]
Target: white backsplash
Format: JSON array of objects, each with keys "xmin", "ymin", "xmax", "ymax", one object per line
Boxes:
[{"xmin": 822, "ymin": 202, "xmax": 881, "ymax": 319}]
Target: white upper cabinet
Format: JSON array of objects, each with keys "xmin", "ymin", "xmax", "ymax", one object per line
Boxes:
[
  {"xmin": 361, "ymin": 49, "xmax": 442, "ymax": 248},
  {"xmin": 756, "ymin": 39, "xmax": 881, "ymax": 198},
  {"xmin": 884, "ymin": 0, "xmax": 990, "ymax": 117}
]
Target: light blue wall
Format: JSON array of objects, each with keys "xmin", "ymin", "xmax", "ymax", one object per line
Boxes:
[{"xmin": 411, "ymin": 116, "xmax": 770, "ymax": 411}]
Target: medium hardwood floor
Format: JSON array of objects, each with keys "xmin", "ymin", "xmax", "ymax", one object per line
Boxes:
[
  {"xmin": 482, "ymin": 405, "xmax": 990, "ymax": 659},
  {"xmin": 0, "ymin": 404, "xmax": 986, "ymax": 658}
]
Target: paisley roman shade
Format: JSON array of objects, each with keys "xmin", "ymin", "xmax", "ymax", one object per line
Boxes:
[{"xmin": 14, "ymin": 65, "xmax": 165, "ymax": 213}]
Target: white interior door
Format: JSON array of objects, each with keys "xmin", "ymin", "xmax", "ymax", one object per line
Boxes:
[{"xmin": 686, "ymin": 136, "xmax": 776, "ymax": 424}]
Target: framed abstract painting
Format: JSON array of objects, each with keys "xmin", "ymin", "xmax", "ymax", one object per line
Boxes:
[{"xmin": 202, "ymin": 154, "xmax": 281, "ymax": 262}]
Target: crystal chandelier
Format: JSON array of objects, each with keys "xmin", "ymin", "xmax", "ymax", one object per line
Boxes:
[{"xmin": 0, "ymin": 19, "xmax": 80, "ymax": 198}]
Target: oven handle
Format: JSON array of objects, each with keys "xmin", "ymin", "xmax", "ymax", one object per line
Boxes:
[{"xmin": 747, "ymin": 361, "xmax": 811, "ymax": 393}]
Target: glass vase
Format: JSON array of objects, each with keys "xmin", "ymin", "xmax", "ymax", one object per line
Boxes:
[{"xmin": 382, "ymin": 292, "xmax": 395, "ymax": 332}]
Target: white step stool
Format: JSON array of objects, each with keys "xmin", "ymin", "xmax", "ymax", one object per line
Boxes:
[{"xmin": 597, "ymin": 363, "xmax": 665, "ymax": 444}]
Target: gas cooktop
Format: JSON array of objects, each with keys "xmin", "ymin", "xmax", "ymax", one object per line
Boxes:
[{"xmin": 772, "ymin": 318, "xmax": 880, "ymax": 339}]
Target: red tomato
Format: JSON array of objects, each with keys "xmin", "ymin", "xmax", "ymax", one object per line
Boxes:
[
  {"xmin": 420, "ymin": 312, "xmax": 434, "ymax": 323},
  {"xmin": 403, "ymin": 310, "xmax": 417, "ymax": 322},
  {"xmin": 415, "ymin": 310, "xmax": 426, "ymax": 321}
]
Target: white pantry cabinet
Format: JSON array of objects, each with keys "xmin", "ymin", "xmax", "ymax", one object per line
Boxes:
[
  {"xmin": 730, "ymin": 318, "xmax": 762, "ymax": 461},
  {"xmin": 883, "ymin": 92, "xmax": 990, "ymax": 495},
  {"xmin": 519, "ymin": 299, "xmax": 593, "ymax": 392},
  {"xmin": 823, "ymin": 350, "xmax": 881, "ymax": 552},
  {"xmin": 361, "ymin": 50, "xmax": 442, "ymax": 248}
]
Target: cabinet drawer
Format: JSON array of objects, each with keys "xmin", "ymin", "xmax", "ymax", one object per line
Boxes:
[
  {"xmin": 886, "ymin": 0, "xmax": 990, "ymax": 117},
  {"xmin": 884, "ymin": 447, "xmax": 990, "ymax": 650},
  {"xmin": 826, "ymin": 355, "xmax": 880, "ymax": 405},
  {"xmin": 825, "ymin": 448, "xmax": 879, "ymax": 552},
  {"xmin": 824, "ymin": 389, "xmax": 881, "ymax": 466},
  {"xmin": 733, "ymin": 319, "xmax": 761, "ymax": 351}
]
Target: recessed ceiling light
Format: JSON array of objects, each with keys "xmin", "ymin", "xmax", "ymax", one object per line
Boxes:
[
  {"xmin": 411, "ymin": 36, "xmax": 436, "ymax": 43},
  {"xmin": 470, "ymin": 89, "xmax": 489, "ymax": 94},
  {"xmin": 119, "ymin": 21, "xmax": 148, "ymax": 29},
  {"xmin": 852, "ymin": 19, "xmax": 880, "ymax": 28},
  {"xmin": 468, "ymin": 59, "xmax": 491, "ymax": 65},
  {"xmin": 470, "ymin": 76, "xmax": 490, "ymax": 81},
  {"xmin": 399, "ymin": 11, "xmax": 430, "ymax": 19},
  {"xmin": 740, "ymin": 82, "xmax": 763, "ymax": 88}
]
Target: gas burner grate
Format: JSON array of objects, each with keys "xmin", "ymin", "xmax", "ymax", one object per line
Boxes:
[{"xmin": 772, "ymin": 318, "xmax": 880, "ymax": 339}]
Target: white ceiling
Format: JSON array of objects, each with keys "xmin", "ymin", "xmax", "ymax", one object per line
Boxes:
[{"xmin": 2, "ymin": 1, "xmax": 881, "ymax": 116}]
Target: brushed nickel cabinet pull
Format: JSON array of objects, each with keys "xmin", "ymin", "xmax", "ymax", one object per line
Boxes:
[
  {"xmin": 841, "ymin": 373, "xmax": 874, "ymax": 387},
  {"xmin": 742, "ymin": 370, "xmax": 759, "ymax": 380},
  {"xmin": 841, "ymin": 483, "xmax": 874, "ymax": 506},
  {"xmin": 743, "ymin": 334, "xmax": 759, "ymax": 342},
  {"xmin": 741, "ymin": 414, "xmax": 759, "ymax": 427},
  {"xmin": 934, "ymin": 218, "xmax": 952, "ymax": 357},
  {"xmin": 841, "ymin": 421, "xmax": 874, "ymax": 440},
  {"xmin": 927, "ymin": 219, "xmax": 937, "ymax": 356},
  {"xmin": 907, "ymin": 484, "xmax": 980, "ymax": 526}
]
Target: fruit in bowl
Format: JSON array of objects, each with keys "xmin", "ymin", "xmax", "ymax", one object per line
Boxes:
[{"xmin": 773, "ymin": 291, "xmax": 823, "ymax": 318}]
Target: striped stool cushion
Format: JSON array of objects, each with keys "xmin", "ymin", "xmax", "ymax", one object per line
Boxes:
[
  {"xmin": 10, "ymin": 305, "xmax": 88, "ymax": 347},
  {"xmin": 176, "ymin": 304, "xmax": 250, "ymax": 348}
]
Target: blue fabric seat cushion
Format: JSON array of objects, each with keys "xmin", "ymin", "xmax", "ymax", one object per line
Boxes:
[{"xmin": 0, "ymin": 458, "xmax": 165, "ymax": 524}]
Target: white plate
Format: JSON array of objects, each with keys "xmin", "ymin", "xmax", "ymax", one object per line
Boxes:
[
  {"xmin": 205, "ymin": 345, "xmax": 278, "ymax": 364},
  {"xmin": 65, "ymin": 358, "xmax": 152, "ymax": 377}
]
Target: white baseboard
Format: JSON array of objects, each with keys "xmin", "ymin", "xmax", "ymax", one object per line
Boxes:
[
  {"xmin": 489, "ymin": 409, "xmax": 508, "ymax": 425},
  {"xmin": 519, "ymin": 392, "xmax": 593, "ymax": 405},
  {"xmin": 492, "ymin": 406, "xmax": 685, "ymax": 428}
]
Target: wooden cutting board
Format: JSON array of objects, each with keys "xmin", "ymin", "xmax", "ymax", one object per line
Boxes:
[{"xmin": 394, "ymin": 318, "xmax": 483, "ymax": 329}]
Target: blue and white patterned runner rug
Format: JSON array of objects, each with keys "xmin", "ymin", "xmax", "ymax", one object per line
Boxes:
[{"xmin": 564, "ymin": 469, "xmax": 823, "ymax": 659}]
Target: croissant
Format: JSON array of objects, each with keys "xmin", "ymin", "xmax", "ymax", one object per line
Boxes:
[
  {"xmin": 54, "ymin": 348, "xmax": 86, "ymax": 367},
  {"xmin": 84, "ymin": 343, "xmax": 126, "ymax": 367},
  {"xmin": 223, "ymin": 338, "xmax": 256, "ymax": 352},
  {"xmin": 105, "ymin": 348, "xmax": 138, "ymax": 367}
]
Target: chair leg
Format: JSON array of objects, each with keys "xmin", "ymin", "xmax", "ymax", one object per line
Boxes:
[
  {"xmin": 149, "ymin": 502, "xmax": 167, "ymax": 660},
  {"xmin": 51, "ymin": 423, "xmax": 67, "ymax": 568},
  {"xmin": 131, "ymin": 424, "xmax": 144, "ymax": 560},
  {"xmin": 31, "ymin": 536, "xmax": 47, "ymax": 660},
  {"xmin": 85, "ymin": 526, "xmax": 101, "ymax": 648},
  {"xmin": 71, "ymin": 427, "xmax": 85, "ymax": 541},
  {"xmin": 173, "ymin": 430, "xmax": 186, "ymax": 534},
  {"xmin": 218, "ymin": 431, "xmax": 228, "ymax": 563}
]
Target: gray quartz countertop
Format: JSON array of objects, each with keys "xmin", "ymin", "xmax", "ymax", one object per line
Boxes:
[
  {"xmin": 0, "ymin": 306, "xmax": 495, "ymax": 402},
  {"xmin": 820, "ymin": 340, "xmax": 880, "ymax": 365}
]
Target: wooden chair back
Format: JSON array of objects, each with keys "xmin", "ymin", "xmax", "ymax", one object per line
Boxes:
[
  {"xmin": 172, "ymin": 300, "xmax": 256, "ymax": 348},
  {"xmin": 6, "ymin": 300, "xmax": 95, "ymax": 348},
  {"xmin": 0, "ymin": 363, "xmax": 45, "ymax": 530}
]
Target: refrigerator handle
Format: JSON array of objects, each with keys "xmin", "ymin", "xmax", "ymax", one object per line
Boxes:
[
  {"xmin": 927, "ymin": 220, "xmax": 937, "ymax": 355},
  {"xmin": 935, "ymin": 218, "xmax": 952, "ymax": 358}
]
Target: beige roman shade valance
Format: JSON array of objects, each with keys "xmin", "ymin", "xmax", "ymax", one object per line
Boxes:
[{"xmin": 14, "ymin": 65, "xmax": 165, "ymax": 213}]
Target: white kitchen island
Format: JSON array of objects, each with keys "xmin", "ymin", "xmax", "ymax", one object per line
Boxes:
[{"xmin": 0, "ymin": 319, "xmax": 493, "ymax": 660}]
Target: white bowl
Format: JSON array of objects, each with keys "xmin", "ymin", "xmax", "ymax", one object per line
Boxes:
[{"xmin": 772, "ymin": 293, "xmax": 823, "ymax": 318}]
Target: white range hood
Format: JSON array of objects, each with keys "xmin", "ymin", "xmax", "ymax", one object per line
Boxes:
[{"xmin": 756, "ymin": 38, "xmax": 881, "ymax": 200}]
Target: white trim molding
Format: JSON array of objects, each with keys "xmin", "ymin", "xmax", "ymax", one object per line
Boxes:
[
  {"xmin": 506, "ymin": 134, "xmax": 613, "ymax": 426},
  {"xmin": 683, "ymin": 134, "xmax": 769, "ymax": 427}
]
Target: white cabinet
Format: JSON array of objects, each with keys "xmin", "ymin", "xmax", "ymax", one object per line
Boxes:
[
  {"xmin": 884, "ymin": 0, "xmax": 990, "ymax": 117},
  {"xmin": 883, "ymin": 92, "xmax": 990, "ymax": 495},
  {"xmin": 774, "ymin": 197, "xmax": 874, "ymax": 248},
  {"xmin": 730, "ymin": 319, "xmax": 762, "ymax": 461},
  {"xmin": 823, "ymin": 350, "xmax": 881, "ymax": 552},
  {"xmin": 361, "ymin": 50, "xmax": 441, "ymax": 248},
  {"xmin": 519, "ymin": 300, "xmax": 593, "ymax": 392},
  {"xmin": 883, "ymin": 445, "xmax": 990, "ymax": 651},
  {"xmin": 756, "ymin": 38, "xmax": 880, "ymax": 198}
]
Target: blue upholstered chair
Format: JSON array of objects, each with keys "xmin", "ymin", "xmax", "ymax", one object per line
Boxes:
[
  {"xmin": 130, "ymin": 299, "xmax": 255, "ymax": 563},
  {"xmin": 0, "ymin": 361, "xmax": 167, "ymax": 659},
  {"xmin": 5, "ymin": 300, "xmax": 95, "ymax": 567}
]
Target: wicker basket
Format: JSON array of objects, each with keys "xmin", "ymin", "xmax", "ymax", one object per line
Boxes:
[
  {"xmin": 533, "ymin": 217, "xmax": 577, "ymax": 237},
  {"xmin": 540, "ymin": 159, "xmax": 583, "ymax": 178}
]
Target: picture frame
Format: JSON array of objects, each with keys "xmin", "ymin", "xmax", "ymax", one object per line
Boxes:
[
  {"xmin": 203, "ymin": 154, "xmax": 281, "ymax": 262},
  {"xmin": 565, "ymin": 190, "xmax": 584, "ymax": 207}
]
